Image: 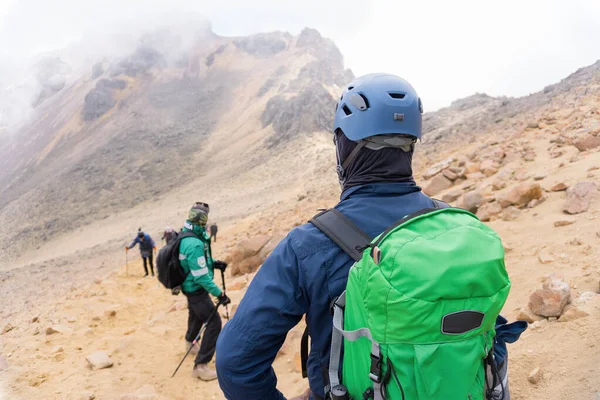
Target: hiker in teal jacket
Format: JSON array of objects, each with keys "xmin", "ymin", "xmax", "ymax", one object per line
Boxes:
[{"xmin": 179, "ymin": 202, "xmax": 230, "ymax": 381}]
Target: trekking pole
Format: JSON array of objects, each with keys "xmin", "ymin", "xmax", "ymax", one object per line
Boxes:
[
  {"xmin": 220, "ymin": 269, "xmax": 230, "ymax": 320},
  {"xmin": 125, "ymin": 249, "xmax": 129, "ymax": 277},
  {"xmin": 171, "ymin": 302, "xmax": 222, "ymax": 378}
]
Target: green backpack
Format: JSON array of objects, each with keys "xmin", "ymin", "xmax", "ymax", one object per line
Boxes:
[{"xmin": 310, "ymin": 204, "xmax": 511, "ymax": 400}]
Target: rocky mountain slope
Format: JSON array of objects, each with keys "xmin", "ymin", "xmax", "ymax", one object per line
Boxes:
[
  {"xmin": 0, "ymin": 24, "xmax": 351, "ymax": 265},
  {"xmin": 1, "ymin": 24, "xmax": 600, "ymax": 400}
]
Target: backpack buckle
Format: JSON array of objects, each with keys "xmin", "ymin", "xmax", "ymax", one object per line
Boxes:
[{"xmin": 369, "ymin": 353, "xmax": 382, "ymax": 384}]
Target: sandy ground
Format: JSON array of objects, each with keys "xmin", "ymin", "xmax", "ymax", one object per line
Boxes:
[{"xmin": 2, "ymin": 129, "xmax": 600, "ymax": 399}]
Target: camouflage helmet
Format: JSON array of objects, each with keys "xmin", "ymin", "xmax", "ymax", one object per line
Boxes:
[{"xmin": 188, "ymin": 202, "xmax": 210, "ymax": 226}]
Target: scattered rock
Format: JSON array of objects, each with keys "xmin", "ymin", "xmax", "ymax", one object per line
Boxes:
[
  {"xmin": 86, "ymin": 351, "xmax": 113, "ymax": 370},
  {"xmin": 554, "ymin": 219, "xmax": 575, "ymax": 227},
  {"xmin": 551, "ymin": 182, "xmax": 568, "ymax": 192},
  {"xmin": 480, "ymin": 160, "xmax": 499, "ymax": 176},
  {"xmin": 441, "ymin": 189, "xmax": 462, "ymax": 204},
  {"xmin": 528, "ymin": 367, "xmax": 541, "ymax": 384},
  {"xmin": 464, "ymin": 162, "xmax": 480, "ymax": 174},
  {"xmin": 533, "ymin": 173, "xmax": 547, "ymax": 181},
  {"xmin": 442, "ymin": 169, "xmax": 458, "ymax": 181},
  {"xmin": 2, "ymin": 323, "xmax": 15, "ymax": 334},
  {"xmin": 46, "ymin": 324, "xmax": 72, "ymax": 335},
  {"xmin": 491, "ymin": 178, "xmax": 507, "ymax": 191},
  {"xmin": 549, "ymin": 150, "xmax": 563, "ymax": 159},
  {"xmin": 563, "ymin": 182, "xmax": 597, "ymax": 214},
  {"xmin": 104, "ymin": 310, "xmax": 117, "ymax": 317},
  {"xmin": 558, "ymin": 304, "xmax": 589, "ymax": 322},
  {"xmin": 573, "ymin": 136, "xmax": 600, "ymax": 152},
  {"xmin": 465, "ymin": 171, "xmax": 486, "ymax": 181},
  {"xmin": 537, "ymin": 248, "xmax": 555, "ymax": 264},
  {"xmin": 527, "ymin": 197, "xmax": 544, "ymax": 208},
  {"xmin": 461, "ymin": 191, "xmax": 483, "ymax": 213},
  {"xmin": 423, "ymin": 174, "xmax": 454, "ymax": 197},
  {"xmin": 501, "ymin": 206, "xmax": 521, "ymax": 221},
  {"xmin": 66, "ymin": 316, "xmax": 77, "ymax": 323},
  {"xmin": 0, "ymin": 355, "xmax": 8, "ymax": 371},
  {"xmin": 50, "ymin": 346, "xmax": 64, "ymax": 354},
  {"xmin": 528, "ymin": 279, "xmax": 571, "ymax": 317},
  {"xmin": 501, "ymin": 183, "xmax": 542, "ymax": 208},
  {"xmin": 423, "ymin": 157, "xmax": 455, "ymax": 179},
  {"xmin": 80, "ymin": 391, "xmax": 96, "ymax": 400},
  {"xmin": 516, "ymin": 306, "xmax": 545, "ymax": 323},
  {"xmin": 476, "ymin": 202, "xmax": 502, "ymax": 222},
  {"xmin": 31, "ymin": 316, "xmax": 39, "ymax": 323},
  {"xmin": 569, "ymin": 238, "xmax": 583, "ymax": 246}
]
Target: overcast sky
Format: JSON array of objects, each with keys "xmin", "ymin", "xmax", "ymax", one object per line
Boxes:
[{"xmin": 1, "ymin": 0, "xmax": 600, "ymax": 110}]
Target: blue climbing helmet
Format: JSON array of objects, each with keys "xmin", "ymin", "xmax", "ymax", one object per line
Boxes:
[{"xmin": 333, "ymin": 73, "xmax": 423, "ymax": 142}]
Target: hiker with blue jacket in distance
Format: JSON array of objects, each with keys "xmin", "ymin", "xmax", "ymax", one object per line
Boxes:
[
  {"xmin": 216, "ymin": 74, "xmax": 439, "ymax": 399},
  {"xmin": 126, "ymin": 230, "xmax": 156, "ymax": 277}
]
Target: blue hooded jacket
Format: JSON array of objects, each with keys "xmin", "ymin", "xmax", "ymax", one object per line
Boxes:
[{"xmin": 216, "ymin": 182, "xmax": 435, "ymax": 399}]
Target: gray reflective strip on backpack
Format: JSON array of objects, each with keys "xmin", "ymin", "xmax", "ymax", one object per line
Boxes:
[{"xmin": 328, "ymin": 291, "xmax": 383, "ymax": 400}]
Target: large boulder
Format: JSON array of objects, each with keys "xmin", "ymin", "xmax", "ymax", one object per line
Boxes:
[
  {"xmin": 500, "ymin": 183, "xmax": 542, "ymax": 208},
  {"xmin": 228, "ymin": 234, "xmax": 285, "ymax": 276},
  {"xmin": 460, "ymin": 191, "xmax": 483, "ymax": 213},
  {"xmin": 423, "ymin": 174, "xmax": 453, "ymax": 196},
  {"xmin": 563, "ymin": 182, "xmax": 597, "ymax": 214},
  {"xmin": 573, "ymin": 136, "xmax": 600, "ymax": 152},
  {"xmin": 476, "ymin": 202, "xmax": 502, "ymax": 222},
  {"xmin": 441, "ymin": 189, "xmax": 463, "ymax": 204},
  {"xmin": 528, "ymin": 279, "xmax": 571, "ymax": 318}
]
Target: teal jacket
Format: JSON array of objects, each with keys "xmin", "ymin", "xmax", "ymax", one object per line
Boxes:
[{"xmin": 179, "ymin": 221, "xmax": 222, "ymax": 297}]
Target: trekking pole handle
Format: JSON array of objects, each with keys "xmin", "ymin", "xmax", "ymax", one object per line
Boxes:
[{"xmin": 220, "ymin": 269, "xmax": 230, "ymax": 320}]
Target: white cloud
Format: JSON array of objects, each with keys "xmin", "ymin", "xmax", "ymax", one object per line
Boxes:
[{"xmin": 1, "ymin": 0, "xmax": 599, "ymax": 111}]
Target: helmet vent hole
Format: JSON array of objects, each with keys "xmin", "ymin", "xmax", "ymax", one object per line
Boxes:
[
  {"xmin": 342, "ymin": 105, "xmax": 352, "ymax": 116},
  {"xmin": 389, "ymin": 93, "xmax": 406, "ymax": 99},
  {"xmin": 347, "ymin": 86, "xmax": 354, "ymax": 90},
  {"xmin": 358, "ymin": 94, "xmax": 370, "ymax": 109}
]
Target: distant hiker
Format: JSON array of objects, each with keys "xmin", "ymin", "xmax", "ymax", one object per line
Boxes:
[
  {"xmin": 126, "ymin": 231, "xmax": 156, "ymax": 277},
  {"xmin": 216, "ymin": 74, "xmax": 525, "ymax": 399},
  {"xmin": 161, "ymin": 226, "xmax": 178, "ymax": 245},
  {"xmin": 178, "ymin": 202, "xmax": 230, "ymax": 381},
  {"xmin": 209, "ymin": 223, "xmax": 218, "ymax": 242}
]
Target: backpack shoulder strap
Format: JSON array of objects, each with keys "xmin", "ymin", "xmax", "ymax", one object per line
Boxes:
[
  {"xmin": 300, "ymin": 209, "xmax": 371, "ymax": 380},
  {"xmin": 309, "ymin": 209, "xmax": 372, "ymax": 262}
]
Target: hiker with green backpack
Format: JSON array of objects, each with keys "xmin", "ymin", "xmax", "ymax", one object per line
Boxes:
[
  {"xmin": 216, "ymin": 74, "xmax": 526, "ymax": 400},
  {"xmin": 156, "ymin": 202, "xmax": 231, "ymax": 381}
]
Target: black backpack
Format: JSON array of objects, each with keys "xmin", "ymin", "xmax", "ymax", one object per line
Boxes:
[{"xmin": 156, "ymin": 231, "xmax": 198, "ymax": 289}]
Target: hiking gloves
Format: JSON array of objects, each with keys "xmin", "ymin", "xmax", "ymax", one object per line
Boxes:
[
  {"xmin": 213, "ymin": 260, "xmax": 228, "ymax": 272},
  {"xmin": 218, "ymin": 293, "xmax": 231, "ymax": 306}
]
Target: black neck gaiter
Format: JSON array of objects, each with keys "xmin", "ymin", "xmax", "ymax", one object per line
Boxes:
[{"xmin": 335, "ymin": 131, "xmax": 415, "ymax": 193}]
